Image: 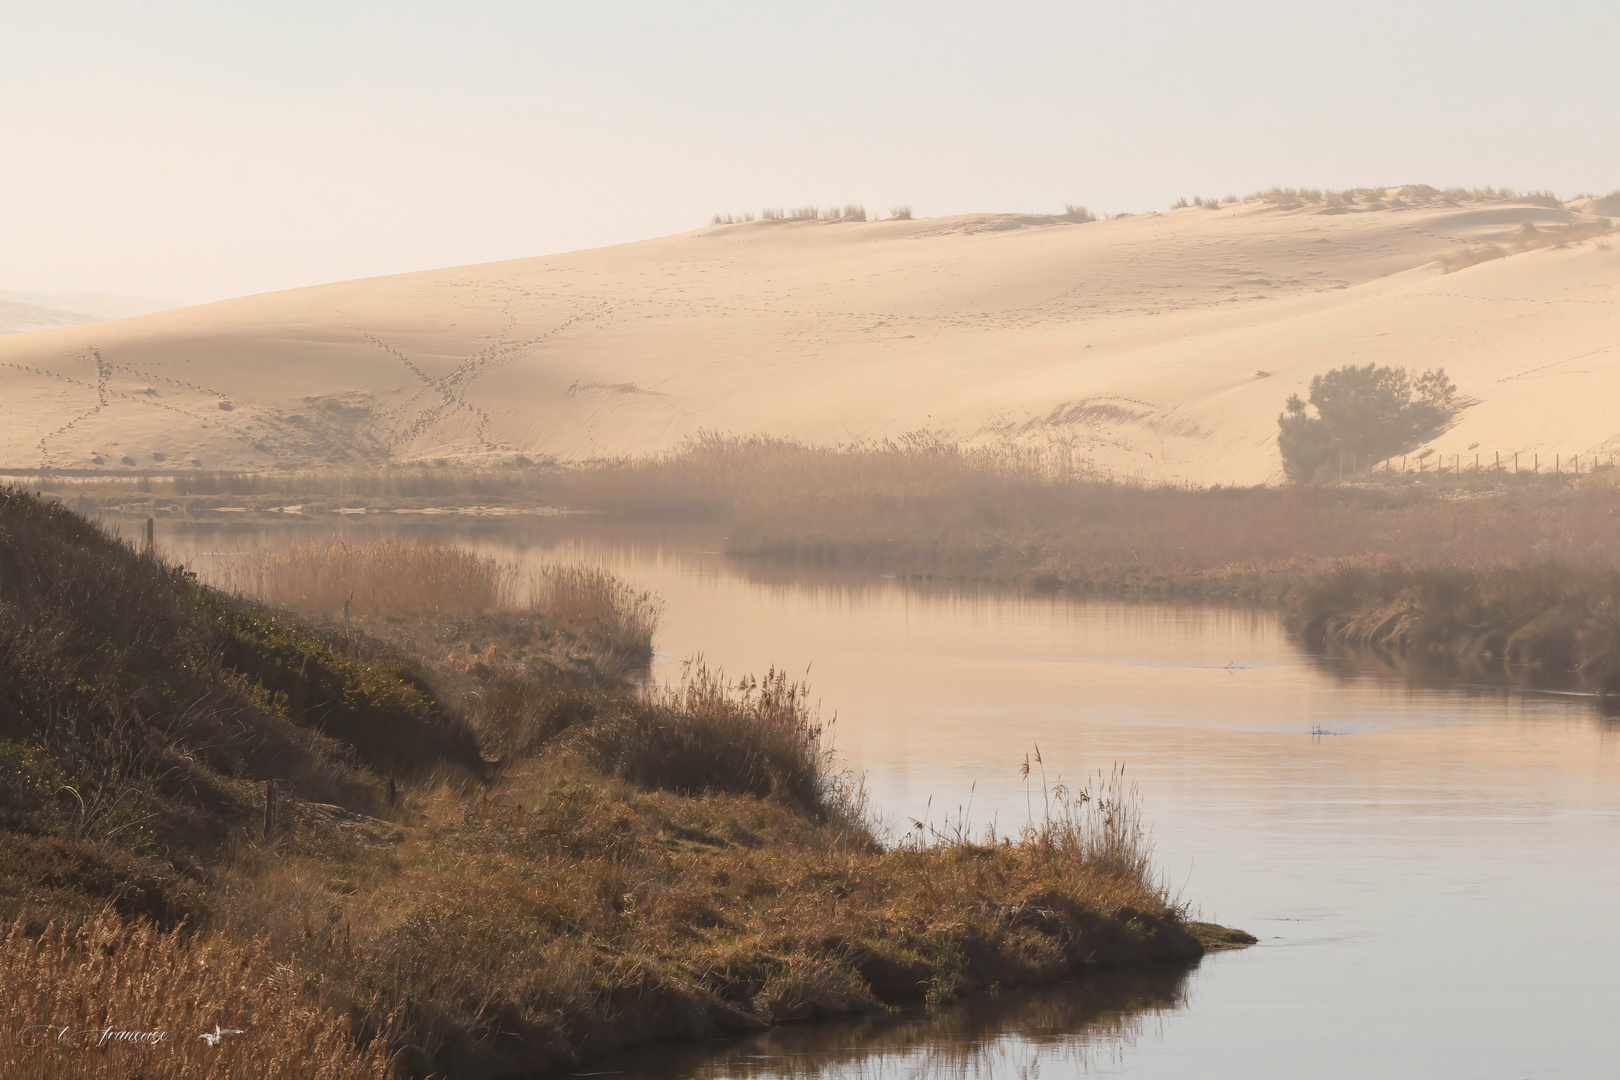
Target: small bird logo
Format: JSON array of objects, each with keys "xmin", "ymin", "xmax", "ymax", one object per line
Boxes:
[{"xmin": 198, "ymin": 1024, "xmax": 245, "ymax": 1046}]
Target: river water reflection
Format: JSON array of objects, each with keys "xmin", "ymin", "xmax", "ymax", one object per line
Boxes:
[{"xmin": 143, "ymin": 515, "xmax": 1620, "ymax": 1078}]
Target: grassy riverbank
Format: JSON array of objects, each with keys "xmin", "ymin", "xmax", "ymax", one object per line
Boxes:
[
  {"xmin": 20, "ymin": 435, "xmax": 1620, "ymax": 692},
  {"xmin": 0, "ymin": 489, "xmax": 1233, "ymax": 1078}
]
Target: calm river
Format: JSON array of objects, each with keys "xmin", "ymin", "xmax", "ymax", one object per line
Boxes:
[{"xmin": 144, "ymin": 514, "xmax": 1620, "ymax": 1079}]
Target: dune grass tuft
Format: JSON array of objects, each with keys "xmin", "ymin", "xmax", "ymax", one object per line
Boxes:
[{"xmin": 1441, "ymin": 244, "xmax": 1509, "ymax": 273}]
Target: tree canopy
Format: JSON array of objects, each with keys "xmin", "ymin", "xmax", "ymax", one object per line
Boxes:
[{"xmin": 1277, "ymin": 364, "xmax": 1459, "ymax": 482}]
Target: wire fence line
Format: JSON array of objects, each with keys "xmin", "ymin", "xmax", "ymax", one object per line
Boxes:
[{"xmin": 1333, "ymin": 448, "xmax": 1618, "ymax": 481}]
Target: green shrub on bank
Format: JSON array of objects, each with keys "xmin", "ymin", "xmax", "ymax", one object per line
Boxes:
[{"xmin": 1277, "ymin": 364, "xmax": 1461, "ymax": 482}]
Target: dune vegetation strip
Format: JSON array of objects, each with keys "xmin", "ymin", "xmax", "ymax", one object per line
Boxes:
[{"xmin": 0, "ymin": 488, "xmax": 1234, "ymax": 1079}]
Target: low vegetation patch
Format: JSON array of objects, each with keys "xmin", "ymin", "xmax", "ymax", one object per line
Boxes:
[{"xmin": 0, "ymin": 489, "xmax": 1219, "ymax": 1078}]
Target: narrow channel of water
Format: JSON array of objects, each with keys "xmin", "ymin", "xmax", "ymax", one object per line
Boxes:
[{"xmin": 146, "ymin": 515, "xmax": 1620, "ymax": 1078}]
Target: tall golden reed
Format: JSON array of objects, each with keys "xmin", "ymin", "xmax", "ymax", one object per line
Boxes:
[
  {"xmin": 0, "ymin": 913, "xmax": 395, "ymax": 1079},
  {"xmin": 213, "ymin": 540, "xmax": 660, "ymax": 649},
  {"xmin": 221, "ymin": 539, "xmax": 515, "ymax": 617}
]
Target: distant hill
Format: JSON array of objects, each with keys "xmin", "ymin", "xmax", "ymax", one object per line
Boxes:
[{"xmin": 0, "ymin": 187, "xmax": 1615, "ymax": 483}]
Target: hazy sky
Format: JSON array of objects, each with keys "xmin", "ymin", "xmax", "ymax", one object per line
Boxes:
[{"xmin": 4, "ymin": 1, "xmax": 1617, "ymax": 303}]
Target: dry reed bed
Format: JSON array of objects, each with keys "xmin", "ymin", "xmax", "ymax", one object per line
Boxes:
[
  {"xmin": 565, "ymin": 438, "xmax": 1620, "ymax": 596},
  {"xmin": 210, "ymin": 539, "xmax": 657, "ymax": 625},
  {"xmin": 189, "ymin": 538, "xmax": 671, "ymax": 761},
  {"xmin": 0, "ymin": 914, "xmax": 395, "ymax": 1079}
]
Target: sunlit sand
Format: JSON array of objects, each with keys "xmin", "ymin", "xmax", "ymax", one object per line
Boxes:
[{"xmin": 2, "ymin": 188, "xmax": 1614, "ymax": 484}]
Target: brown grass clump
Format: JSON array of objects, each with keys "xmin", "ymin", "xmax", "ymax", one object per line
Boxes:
[
  {"xmin": 531, "ymin": 564, "xmax": 661, "ymax": 658},
  {"xmin": 580, "ymin": 661, "xmax": 857, "ymax": 819},
  {"xmin": 0, "ymin": 913, "xmax": 396, "ymax": 1079}
]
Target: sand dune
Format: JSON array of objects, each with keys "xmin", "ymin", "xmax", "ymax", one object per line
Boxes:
[{"xmin": 2, "ymin": 189, "xmax": 1616, "ymax": 484}]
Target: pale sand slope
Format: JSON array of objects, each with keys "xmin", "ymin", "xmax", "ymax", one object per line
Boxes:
[
  {"xmin": 0, "ymin": 300, "xmax": 98, "ymax": 336},
  {"xmin": 0, "ymin": 291, "xmax": 177, "ymax": 335},
  {"xmin": 1, "ymin": 190, "xmax": 1615, "ymax": 484}
]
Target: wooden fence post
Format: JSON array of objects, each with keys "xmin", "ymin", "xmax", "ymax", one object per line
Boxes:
[{"xmin": 144, "ymin": 517, "xmax": 154, "ymax": 555}]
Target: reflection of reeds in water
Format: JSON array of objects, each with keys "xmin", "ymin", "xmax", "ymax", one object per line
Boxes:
[
  {"xmin": 1292, "ymin": 562, "xmax": 1620, "ymax": 698},
  {"xmin": 613, "ymin": 966, "xmax": 1189, "ymax": 1080}
]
